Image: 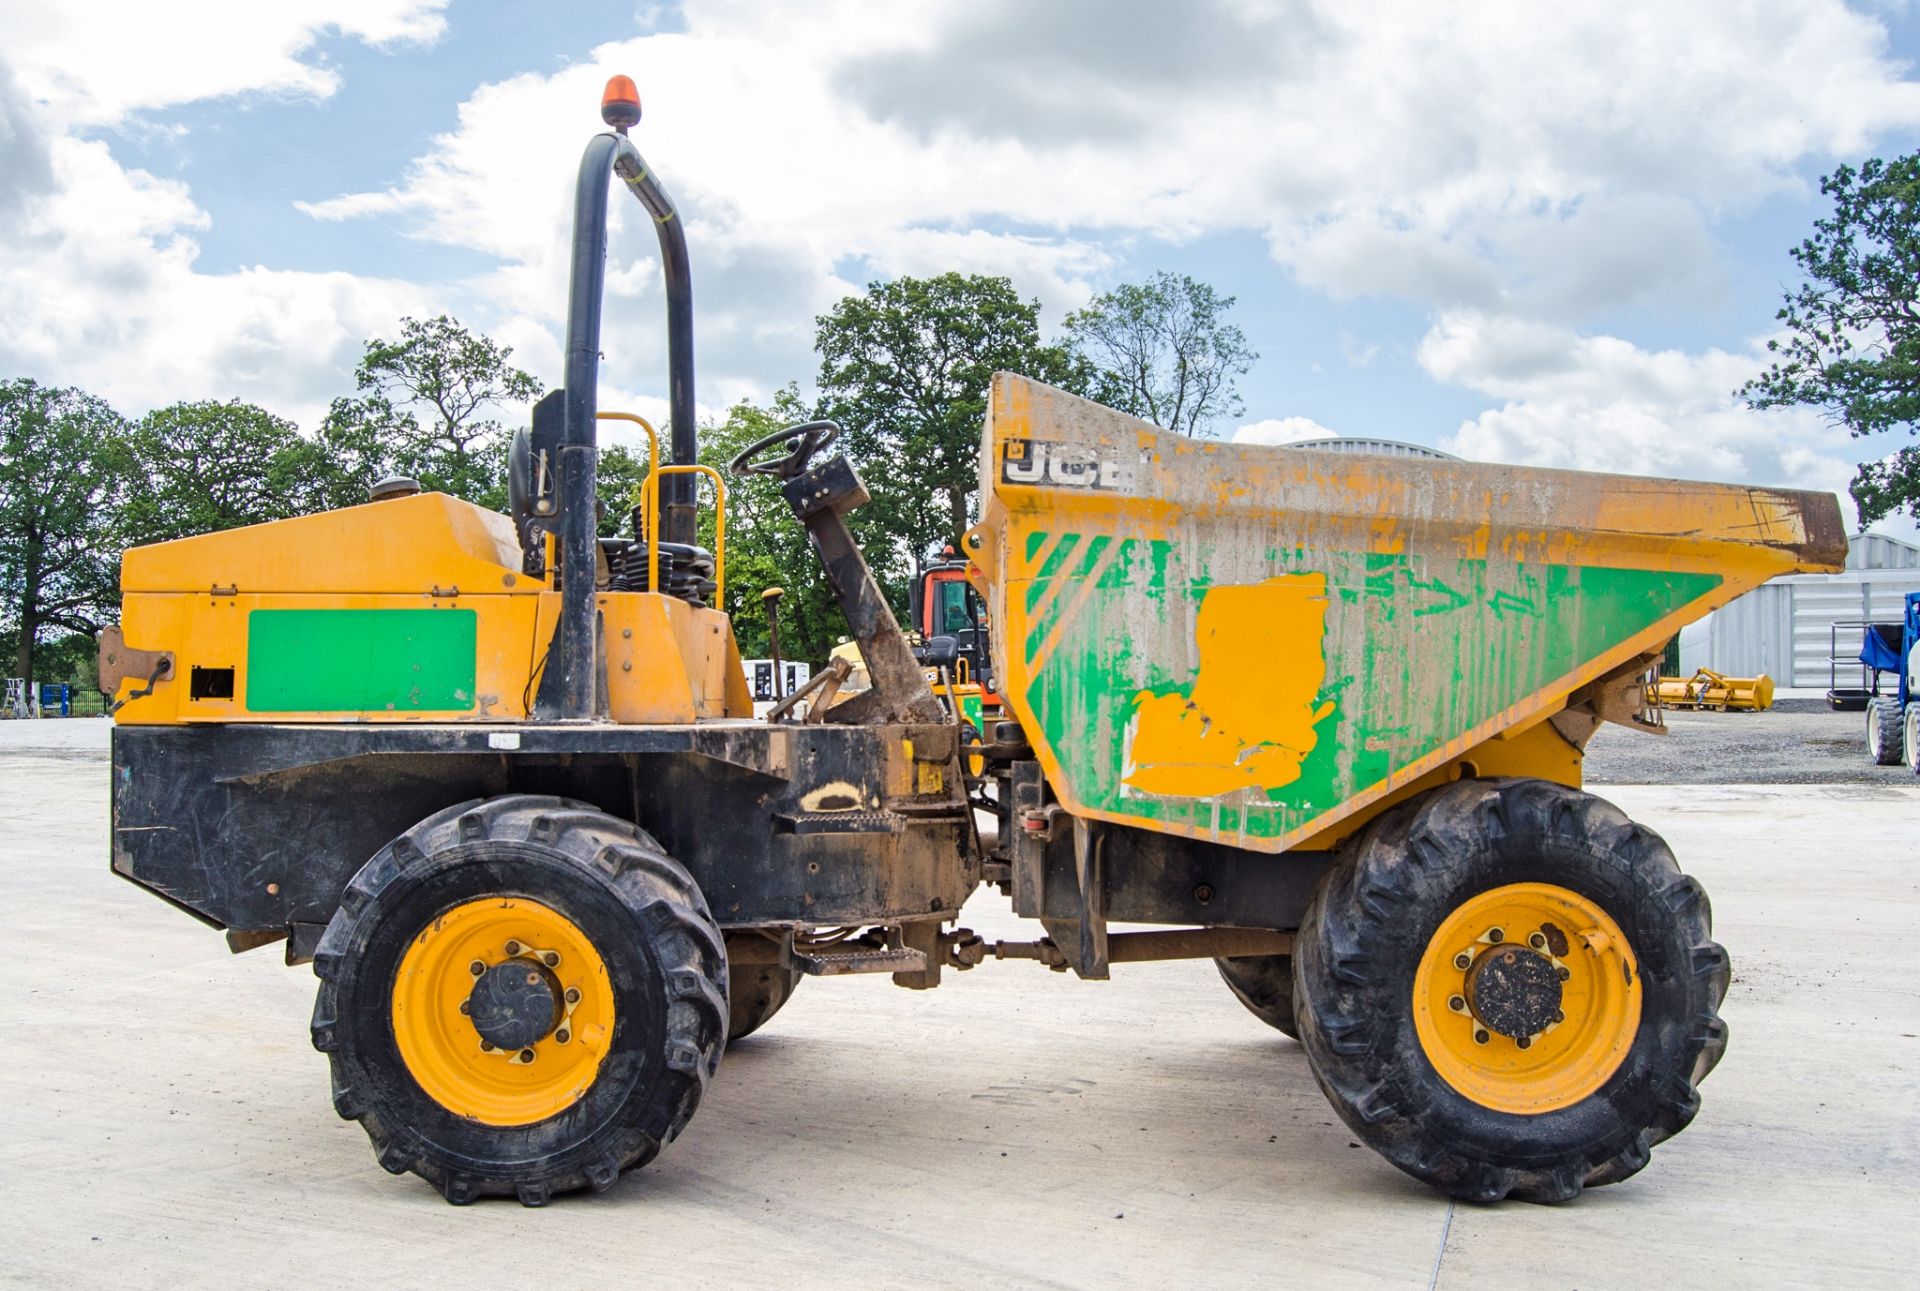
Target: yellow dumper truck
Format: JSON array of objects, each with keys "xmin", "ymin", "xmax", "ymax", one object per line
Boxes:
[{"xmin": 102, "ymin": 79, "xmax": 1847, "ymax": 1206}]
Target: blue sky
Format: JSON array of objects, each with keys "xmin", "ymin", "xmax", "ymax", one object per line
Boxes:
[{"xmin": 4, "ymin": 1, "xmax": 1919, "ymax": 532}]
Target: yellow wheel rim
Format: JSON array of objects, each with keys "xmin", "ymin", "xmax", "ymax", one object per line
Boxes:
[
  {"xmin": 392, "ymin": 897, "xmax": 616, "ymax": 1127},
  {"xmin": 1412, "ymin": 882, "xmax": 1641, "ymax": 1114}
]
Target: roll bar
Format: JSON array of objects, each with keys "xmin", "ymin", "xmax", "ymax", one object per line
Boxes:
[{"xmin": 544, "ymin": 93, "xmax": 697, "ymax": 720}]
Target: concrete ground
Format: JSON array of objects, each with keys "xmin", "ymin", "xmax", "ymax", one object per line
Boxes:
[
  {"xmin": 3, "ymin": 718, "xmax": 1916, "ymax": 1290},
  {"xmin": 1586, "ymin": 696, "xmax": 1919, "ymax": 786}
]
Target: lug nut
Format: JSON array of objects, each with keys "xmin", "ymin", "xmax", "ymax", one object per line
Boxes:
[
  {"xmin": 1516, "ymin": 1036, "xmax": 1532, "ymax": 1050},
  {"xmin": 1487, "ymin": 928, "xmax": 1504, "ymax": 944},
  {"xmin": 1453, "ymin": 952, "xmax": 1472, "ymax": 970},
  {"xmin": 505, "ymin": 940, "xmax": 522, "ymax": 956},
  {"xmin": 543, "ymin": 951, "xmax": 560, "ymax": 967},
  {"xmin": 1552, "ymin": 1010, "xmax": 1565, "ymax": 1025},
  {"xmin": 1557, "ymin": 966, "xmax": 1571, "ymax": 982},
  {"xmin": 1473, "ymin": 1029, "xmax": 1490, "ymax": 1045},
  {"xmin": 519, "ymin": 1048, "xmax": 536, "ymax": 1064},
  {"xmin": 556, "ymin": 1028, "xmax": 571, "ymax": 1045},
  {"xmin": 1528, "ymin": 932, "xmax": 1547, "ymax": 950},
  {"xmin": 565, "ymin": 988, "xmax": 581, "ymax": 1005},
  {"xmin": 479, "ymin": 1041, "xmax": 494, "ymax": 1052},
  {"xmin": 1448, "ymin": 995, "xmax": 1467, "ymax": 1013},
  {"xmin": 458, "ymin": 1000, "xmax": 470, "ymax": 1015},
  {"xmin": 469, "ymin": 960, "xmax": 486, "ymax": 977}
]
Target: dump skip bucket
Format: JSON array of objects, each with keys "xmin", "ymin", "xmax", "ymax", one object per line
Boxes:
[{"xmin": 967, "ymin": 375, "xmax": 1847, "ymax": 854}]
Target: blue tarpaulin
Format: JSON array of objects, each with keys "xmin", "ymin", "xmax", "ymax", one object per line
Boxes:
[{"xmin": 1860, "ymin": 623, "xmax": 1905, "ymax": 673}]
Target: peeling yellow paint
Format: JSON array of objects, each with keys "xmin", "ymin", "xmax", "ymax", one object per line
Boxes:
[{"xmin": 1124, "ymin": 573, "xmax": 1337, "ymax": 797}]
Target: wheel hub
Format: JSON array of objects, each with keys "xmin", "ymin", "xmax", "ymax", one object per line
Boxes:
[
  {"xmin": 468, "ymin": 958, "xmax": 564, "ymax": 1052},
  {"xmin": 1465, "ymin": 945, "xmax": 1562, "ymax": 1040},
  {"xmin": 391, "ymin": 897, "xmax": 616, "ymax": 1126},
  {"xmin": 1411, "ymin": 882, "xmax": 1643, "ymax": 1114}
]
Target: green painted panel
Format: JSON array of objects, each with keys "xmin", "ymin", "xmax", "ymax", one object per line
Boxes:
[
  {"xmin": 247, "ymin": 609, "xmax": 478, "ymax": 713},
  {"xmin": 1019, "ymin": 534, "xmax": 1721, "ymax": 841}
]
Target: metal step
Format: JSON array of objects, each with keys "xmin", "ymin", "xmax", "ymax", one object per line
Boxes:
[{"xmin": 784, "ymin": 944, "xmax": 928, "ymax": 976}]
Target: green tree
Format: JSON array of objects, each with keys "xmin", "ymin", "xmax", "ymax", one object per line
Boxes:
[
  {"xmin": 322, "ymin": 315, "xmax": 542, "ymax": 509},
  {"xmin": 122, "ymin": 400, "xmax": 333, "ymax": 545},
  {"xmin": 26, "ymin": 631, "xmax": 100, "ymax": 694},
  {"xmin": 596, "ymin": 443, "xmax": 652, "ymax": 538},
  {"xmin": 0, "ymin": 379, "xmax": 132, "ymax": 686},
  {"xmin": 1063, "ymin": 271, "xmax": 1256, "ymax": 437},
  {"xmin": 1740, "ymin": 155, "xmax": 1920, "ymax": 524},
  {"xmin": 815, "ymin": 273, "xmax": 1086, "ymax": 560},
  {"xmin": 697, "ymin": 389, "xmax": 848, "ymax": 664}
]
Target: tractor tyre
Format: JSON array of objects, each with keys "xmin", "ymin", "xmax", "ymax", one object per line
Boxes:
[
  {"xmin": 311, "ymin": 795, "xmax": 728, "ymax": 1205},
  {"xmin": 1868, "ymin": 697, "xmax": 1905, "ymax": 765},
  {"xmin": 1905, "ymin": 705, "xmax": 1920, "ymax": 775},
  {"xmin": 1214, "ymin": 954, "xmax": 1300, "ymax": 1040},
  {"xmin": 1294, "ymin": 777, "xmax": 1729, "ymax": 1204},
  {"xmin": 724, "ymin": 932, "xmax": 802, "ymax": 1042}
]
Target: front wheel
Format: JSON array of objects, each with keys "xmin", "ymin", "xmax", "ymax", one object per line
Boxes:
[
  {"xmin": 1868, "ymin": 697, "xmax": 1905, "ymax": 765},
  {"xmin": 724, "ymin": 932, "xmax": 802, "ymax": 1041},
  {"xmin": 311, "ymin": 795, "xmax": 728, "ymax": 1205},
  {"xmin": 1294, "ymin": 778, "xmax": 1729, "ymax": 1204}
]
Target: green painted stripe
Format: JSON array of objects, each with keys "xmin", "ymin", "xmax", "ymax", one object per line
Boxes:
[
  {"xmin": 1021, "ymin": 539, "xmax": 1722, "ymax": 841},
  {"xmin": 1073, "ymin": 534, "xmax": 1112, "ymax": 580},
  {"xmin": 1025, "ymin": 533, "xmax": 1115, "ymax": 663},
  {"xmin": 1025, "ymin": 532, "xmax": 1080, "ymax": 614},
  {"xmin": 246, "ymin": 608, "xmax": 478, "ymax": 713}
]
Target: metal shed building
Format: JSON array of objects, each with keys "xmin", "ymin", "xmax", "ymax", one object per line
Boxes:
[
  {"xmin": 1285, "ymin": 437, "xmax": 1460, "ymax": 461},
  {"xmin": 1677, "ymin": 532, "xmax": 1920, "ymax": 688}
]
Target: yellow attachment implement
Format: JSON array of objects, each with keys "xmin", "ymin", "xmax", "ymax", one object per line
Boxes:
[{"xmin": 1650, "ymin": 668, "xmax": 1774, "ymax": 712}]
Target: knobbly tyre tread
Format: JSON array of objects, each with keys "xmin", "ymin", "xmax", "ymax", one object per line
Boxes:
[
  {"xmin": 311, "ymin": 794, "xmax": 728, "ymax": 1205},
  {"xmin": 1293, "ymin": 777, "xmax": 1730, "ymax": 1204},
  {"xmin": 722, "ymin": 932, "xmax": 802, "ymax": 1042},
  {"xmin": 1868, "ymin": 697, "xmax": 1905, "ymax": 765},
  {"xmin": 1214, "ymin": 954, "xmax": 1300, "ymax": 1040}
]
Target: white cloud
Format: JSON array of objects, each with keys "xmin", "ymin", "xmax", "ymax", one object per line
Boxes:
[
  {"xmin": 281, "ymin": 0, "xmax": 1920, "ymax": 418},
  {"xmin": 0, "ymin": 3, "xmax": 448, "ymax": 426},
  {"xmin": 0, "ymin": 1, "xmax": 447, "ymax": 126},
  {"xmin": 1338, "ymin": 333, "xmax": 1380, "ymax": 370},
  {"xmin": 1234, "ymin": 416, "xmax": 1336, "ymax": 445},
  {"xmin": 0, "ymin": 134, "xmax": 428, "ymax": 425},
  {"xmin": 1422, "ymin": 309, "xmax": 1875, "ymax": 528},
  {"xmin": 3, "ymin": 0, "xmax": 1920, "ymax": 476}
]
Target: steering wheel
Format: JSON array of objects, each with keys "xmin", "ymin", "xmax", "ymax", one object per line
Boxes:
[{"xmin": 728, "ymin": 419, "xmax": 840, "ymax": 480}]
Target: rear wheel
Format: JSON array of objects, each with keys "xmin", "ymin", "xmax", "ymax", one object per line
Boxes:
[
  {"xmin": 1903, "ymin": 705, "xmax": 1919, "ymax": 775},
  {"xmin": 1294, "ymin": 777, "xmax": 1728, "ymax": 1203},
  {"xmin": 724, "ymin": 932, "xmax": 802, "ymax": 1041},
  {"xmin": 311, "ymin": 795, "xmax": 728, "ymax": 1205},
  {"xmin": 1868, "ymin": 697, "xmax": 1905, "ymax": 765},
  {"xmin": 1214, "ymin": 954, "xmax": 1299, "ymax": 1040}
]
